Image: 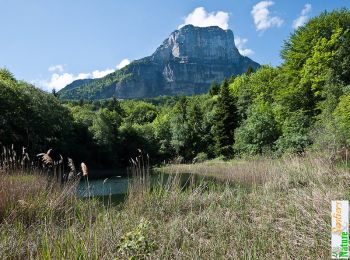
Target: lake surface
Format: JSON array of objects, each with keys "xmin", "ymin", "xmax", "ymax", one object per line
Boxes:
[
  {"xmin": 77, "ymin": 170, "xmax": 223, "ymax": 204},
  {"xmin": 77, "ymin": 175, "xmax": 129, "ymax": 203}
]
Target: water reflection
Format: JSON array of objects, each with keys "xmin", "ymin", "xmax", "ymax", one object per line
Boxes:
[{"xmin": 77, "ymin": 176, "xmax": 129, "ymax": 197}]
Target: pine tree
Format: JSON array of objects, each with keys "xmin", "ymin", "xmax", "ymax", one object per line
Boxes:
[
  {"xmin": 214, "ymin": 79, "xmax": 238, "ymax": 158},
  {"xmin": 208, "ymin": 80, "xmax": 220, "ymax": 96},
  {"xmin": 52, "ymin": 88, "xmax": 59, "ymax": 98},
  {"xmin": 107, "ymin": 97, "xmax": 124, "ymax": 115},
  {"xmin": 229, "ymin": 75, "xmax": 235, "ymax": 84},
  {"xmin": 246, "ymin": 66, "xmax": 254, "ymax": 75}
]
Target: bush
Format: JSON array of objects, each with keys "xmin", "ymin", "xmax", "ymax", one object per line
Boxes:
[
  {"xmin": 193, "ymin": 152, "xmax": 208, "ymax": 163},
  {"xmin": 117, "ymin": 219, "xmax": 156, "ymax": 259}
]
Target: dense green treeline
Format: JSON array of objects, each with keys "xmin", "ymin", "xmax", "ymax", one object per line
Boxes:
[
  {"xmin": 1, "ymin": 10, "xmax": 350, "ymax": 168},
  {"xmin": 0, "ymin": 69, "xmax": 73, "ymax": 153}
]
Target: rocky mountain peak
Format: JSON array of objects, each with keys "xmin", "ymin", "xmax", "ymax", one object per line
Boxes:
[
  {"xmin": 152, "ymin": 25, "xmax": 241, "ymax": 63},
  {"xmin": 59, "ymin": 25, "xmax": 260, "ymax": 100}
]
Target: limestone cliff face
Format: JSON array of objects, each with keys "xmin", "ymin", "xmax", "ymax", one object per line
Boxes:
[{"xmin": 59, "ymin": 25, "xmax": 260, "ymax": 100}]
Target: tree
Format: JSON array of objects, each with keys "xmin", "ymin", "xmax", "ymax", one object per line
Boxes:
[
  {"xmin": 187, "ymin": 100, "xmax": 205, "ymax": 157},
  {"xmin": 52, "ymin": 88, "xmax": 59, "ymax": 98},
  {"xmin": 90, "ymin": 108, "xmax": 121, "ymax": 148},
  {"xmin": 208, "ymin": 80, "xmax": 220, "ymax": 96},
  {"xmin": 229, "ymin": 75, "xmax": 235, "ymax": 84},
  {"xmin": 0, "ymin": 70, "xmax": 73, "ymax": 152},
  {"xmin": 106, "ymin": 97, "xmax": 124, "ymax": 115},
  {"xmin": 214, "ymin": 79, "xmax": 238, "ymax": 157},
  {"xmin": 334, "ymin": 94, "xmax": 350, "ymax": 146},
  {"xmin": 170, "ymin": 96, "xmax": 191, "ymax": 158},
  {"xmin": 234, "ymin": 102, "xmax": 279, "ymax": 155},
  {"xmin": 246, "ymin": 66, "xmax": 254, "ymax": 75},
  {"xmin": 126, "ymin": 102, "xmax": 158, "ymax": 125},
  {"xmin": 0, "ymin": 68, "xmax": 16, "ymax": 83},
  {"xmin": 275, "ymin": 111, "xmax": 311, "ymax": 154}
]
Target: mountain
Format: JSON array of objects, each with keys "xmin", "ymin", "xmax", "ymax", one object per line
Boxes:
[
  {"xmin": 59, "ymin": 25, "xmax": 260, "ymax": 100},
  {"xmin": 63, "ymin": 78, "xmax": 94, "ymax": 92}
]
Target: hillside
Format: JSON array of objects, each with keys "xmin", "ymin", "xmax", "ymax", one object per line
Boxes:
[{"xmin": 59, "ymin": 25, "xmax": 259, "ymax": 100}]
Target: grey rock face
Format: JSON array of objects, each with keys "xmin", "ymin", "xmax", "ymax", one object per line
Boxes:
[
  {"xmin": 59, "ymin": 25, "xmax": 260, "ymax": 100},
  {"xmin": 113, "ymin": 25, "xmax": 259, "ymax": 99}
]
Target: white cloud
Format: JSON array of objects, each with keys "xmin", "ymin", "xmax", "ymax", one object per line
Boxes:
[
  {"xmin": 49, "ymin": 73, "xmax": 90, "ymax": 89},
  {"xmin": 179, "ymin": 7, "xmax": 229, "ymax": 30},
  {"xmin": 116, "ymin": 58, "xmax": 130, "ymax": 69},
  {"xmin": 293, "ymin": 4, "xmax": 312, "ymax": 29},
  {"xmin": 92, "ymin": 69, "xmax": 115, "ymax": 79},
  {"xmin": 34, "ymin": 72, "xmax": 90, "ymax": 92},
  {"xmin": 48, "ymin": 64, "xmax": 64, "ymax": 73},
  {"xmin": 251, "ymin": 1, "xmax": 283, "ymax": 32},
  {"xmin": 234, "ymin": 36, "xmax": 254, "ymax": 57},
  {"xmin": 34, "ymin": 58, "xmax": 131, "ymax": 92}
]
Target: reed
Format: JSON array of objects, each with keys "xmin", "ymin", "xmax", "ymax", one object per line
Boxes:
[
  {"xmin": 127, "ymin": 150, "xmax": 151, "ymax": 202},
  {"xmin": 0, "ymin": 145, "xmax": 81, "ymax": 222},
  {"xmin": 0, "ymin": 151, "xmax": 348, "ymax": 259}
]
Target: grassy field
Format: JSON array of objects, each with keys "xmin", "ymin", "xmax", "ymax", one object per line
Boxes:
[{"xmin": 0, "ymin": 154, "xmax": 349, "ymax": 259}]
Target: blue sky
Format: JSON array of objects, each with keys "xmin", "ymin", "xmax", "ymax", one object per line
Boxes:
[{"xmin": 1, "ymin": 0, "xmax": 349, "ymax": 91}]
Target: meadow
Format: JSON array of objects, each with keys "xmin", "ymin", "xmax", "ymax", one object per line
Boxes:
[{"xmin": 0, "ymin": 151, "xmax": 347, "ymax": 259}]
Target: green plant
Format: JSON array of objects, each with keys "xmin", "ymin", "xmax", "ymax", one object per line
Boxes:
[{"xmin": 117, "ymin": 218, "xmax": 156, "ymax": 259}]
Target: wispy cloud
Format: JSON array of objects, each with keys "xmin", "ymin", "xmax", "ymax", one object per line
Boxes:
[
  {"xmin": 179, "ymin": 7, "xmax": 229, "ymax": 30},
  {"xmin": 234, "ymin": 36, "xmax": 254, "ymax": 57},
  {"xmin": 34, "ymin": 58, "xmax": 131, "ymax": 92},
  {"xmin": 251, "ymin": 1, "xmax": 283, "ymax": 32},
  {"xmin": 48, "ymin": 64, "xmax": 64, "ymax": 73},
  {"xmin": 293, "ymin": 4, "xmax": 312, "ymax": 29}
]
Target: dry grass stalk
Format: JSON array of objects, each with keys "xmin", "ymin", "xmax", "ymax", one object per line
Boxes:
[
  {"xmin": 81, "ymin": 162, "xmax": 88, "ymax": 176},
  {"xmin": 127, "ymin": 150, "xmax": 151, "ymax": 202}
]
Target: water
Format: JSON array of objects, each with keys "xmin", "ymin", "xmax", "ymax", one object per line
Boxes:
[
  {"xmin": 77, "ymin": 170, "xmax": 226, "ymax": 204},
  {"xmin": 77, "ymin": 176, "xmax": 129, "ymax": 197},
  {"xmin": 77, "ymin": 175, "xmax": 129, "ymax": 204}
]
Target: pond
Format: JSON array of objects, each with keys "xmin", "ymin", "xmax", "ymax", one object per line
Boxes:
[
  {"xmin": 77, "ymin": 169, "xmax": 225, "ymax": 204},
  {"xmin": 77, "ymin": 175, "xmax": 129, "ymax": 203}
]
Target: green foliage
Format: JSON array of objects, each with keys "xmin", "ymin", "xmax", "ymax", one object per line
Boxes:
[
  {"xmin": 90, "ymin": 108, "xmax": 120, "ymax": 147},
  {"xmin": 58, "ymin": 70, "xmax": 133, "ymax": 100},
  {"xmin": 234, "ymin": 102, "xmax": 279, "ymax": 155},
  {"xmin": 194, "ymin": 152, "xmax": 208, "ymax": 163},
  {"xmin": 124, "ymin": 101, "xmax": 158, "ymax": 125},
  {"xmin": 245, "ymin": 65, "xmax": 254, "ymax": 75},
  {"xmin": 213, "ymin": 79, "xmax": 238, "ymax": 158},
  {"xmin": 282, "ymin": 9, "xmax": 350, "ymax": 71},
  {"xmin": 208, "ymin": 80, "xmax": 220, "ymax": 96},
  {"xmin": 0, "ymin": 68, "xmax": 15, "ymax": 82},
  {"xmin": 333, "ymin": 94, "xmax": 350, "ymax": 146},
  {"xmin": 0, "ymin": 70, "xmax": 73, "ymax": 151},
  {"xmin": 275, "ymin": 111, "xmax": 311, "ymax": 154},
  {"xmin": 230, "ymin": 66, "xmax": 278, "ymax": 120},
  {"xmin": 152, "ymin": 110, "xmax": 174, "ymax": 158},
  {"xmin": 118, "ymin": 219, "xmax": 156, "ymax": 259},
  {"xmin": 170, "ymin": 97, "xmax": 191, "ymax": 157}
]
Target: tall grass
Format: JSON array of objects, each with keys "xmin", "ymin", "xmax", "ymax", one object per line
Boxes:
[{"xmin": 0, "ymin": 152, "xmax": 348, "ymax": 259}]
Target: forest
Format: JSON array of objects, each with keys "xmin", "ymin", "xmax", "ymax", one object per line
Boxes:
[{"xmin": 1, "ymin": 9, "xmax": 350, "ymax": 169}]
